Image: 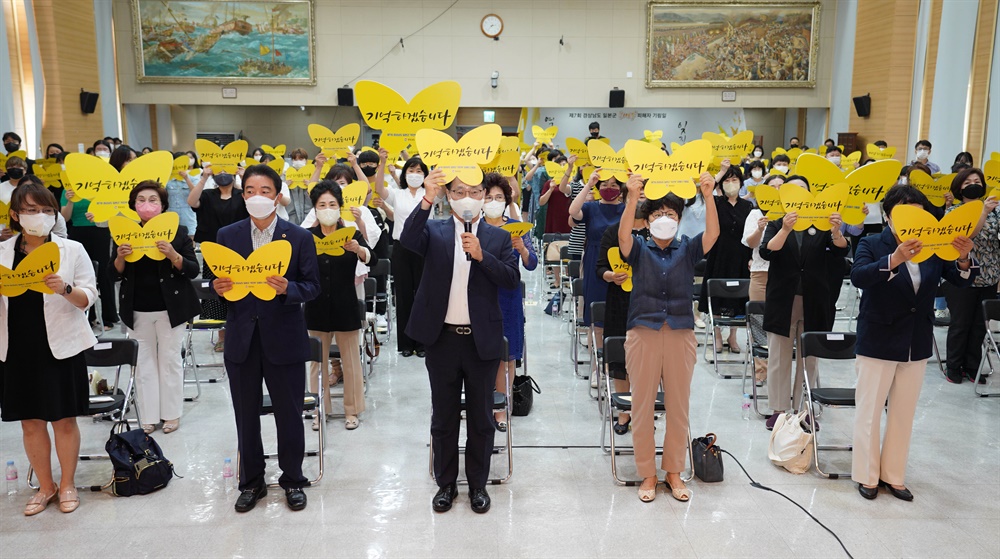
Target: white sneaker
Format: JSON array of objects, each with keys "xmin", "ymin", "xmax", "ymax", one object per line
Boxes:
[{"xmin": 375, "ymin": 315, "xmax": 388, "ymax": 333}]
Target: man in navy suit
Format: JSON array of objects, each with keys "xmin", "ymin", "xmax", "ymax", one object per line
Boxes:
[
  {"xmin": 401, "ymin": 168, "xmax": 520, "ymax": 514},
  {"xmin": 212, "ymin": 164, "xmax": 320, "ymax": 513}
]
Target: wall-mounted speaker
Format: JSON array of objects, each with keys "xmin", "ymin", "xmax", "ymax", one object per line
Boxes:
[
  {"xmin": 609, "ymin": 89, "xmax": 625, "ymax": 108},
  {"xmin": 853, "ymin": 93, "xmax": 871, "ymax": 118},
  {"xmin": 337, "ymin": 87, "xmax": 354, "ymax": 106},
  {"xmin": 80, "ymin": 90, "xmax": 99, "ymax": 114}
]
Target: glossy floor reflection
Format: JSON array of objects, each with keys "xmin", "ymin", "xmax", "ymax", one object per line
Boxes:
[{"xmin": 1, "ymin": 269, "xmax": 998, "ymax": 558}]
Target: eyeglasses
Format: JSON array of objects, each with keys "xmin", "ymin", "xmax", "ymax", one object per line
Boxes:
[
  {"xmin": 648, "ymin": 211, "xmax": 677, "ymax": 221},
  {"xmin": 450, "ymin": 188, "xmax": 485, "ymax": 200},
  {"xmin": 18, "ymin": 207, "xmax": 57, "ymax": 216}
]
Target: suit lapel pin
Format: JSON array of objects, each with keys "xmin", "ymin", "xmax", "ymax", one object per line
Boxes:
[{"xmin": 282, "ymin": 233, "xmax": 287, "ymax": 238}]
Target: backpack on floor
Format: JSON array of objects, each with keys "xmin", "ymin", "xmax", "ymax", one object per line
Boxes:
[{"xmin": 106, "ymin": 422, "xmax": 179, "ymax": 496}]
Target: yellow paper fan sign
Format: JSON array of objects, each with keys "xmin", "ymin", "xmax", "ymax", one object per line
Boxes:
[
  {"xmin": 643, "ymin": 130, "xmax": 664, "ymax": 148},
  {"xmin": 0, "ymin": 200, "xmax": 9, "ymax": 228},
  {"xmin": 606, "ymin": 247, "xmax": 632, "ymax": 293},
  {"xmin": 501, "ymin": 222, "xmax": 533, "ymax": 238},
  {"xmin": 261, "ymin": 144, "xmax": 286, "ymax": 159},
  {"xmin": 0, "ymin": 150, "xmax": 27, "ymax": 169},
  {"xmin": 308, "ymin": 123, "xmax": 360, "ymax": 159},
  {"xmin": 314, "ymin": 226, "xmax": 357, "ymax": 256},
  {"xmin": 481, "ymin": 136, "xmax": 520, "ymax": 177},
  {"xmin": 866, "ymin": 144, "xmax": 897, "ymax": 162},
  {"xmin": 544, "ymin": 160, "xmax": 569, "ymax": 181},
  {"xmin": 910, "ymin": 171, "xmax": 956, "ymax": 207},
  {"xmin": 199, "ymin": 240, "xmax": 292, "ymax": 302},
  {"xmin": 340, "ymin": 182, "xmax": 369, "ymax": 220},
  {"xmin": 63, "ymin": 151, "xmax": 173, "ymax": 221},
  {"xmin": 624, "ymin": 138, "xmax": 711, "ymax": 200},
  {"xmin": 754, "ymin": 185, "xmax": 784, "ymax": 219},
  {"xmin": 0, "ymin": 241, "xmax": 59, "ymax": 297},
  {"xmin": 108, "ymin": 212, "xmax": 180, "ymax": 263},
  {"xmin": 984, "ymin": 159, "xmax": 1000, "ymax": 192},
  {"xmin": 794, "ymin": 153, "xmax": 901, "ymax": 223},
  {"xmin": 532, "ymin": 125, "xmax": 558, "ymax": 144},
  {"xmin": 840, "ymin": 151, "xmax": 861, "ymax": 170},
  {"xmin": 780, "ymin": 182, "xmax": 849, "ymax": 231},
  {"xmin": 702, "ymin": 130, "xmax": 755, "ymax": 170},
  {"xmin": 587, "ymin": 140, "xmax": 630, "ymax": 183},
  {"xmin": 416, "ymin": 124, "xmax": 502, "ymax": 185},
  {"xmin": 31, "ymin": 163, "xmax": 62, "ymax": 188},
  {"xmin": 171, "ymin": 155, "xmax": 192, "ymax": 181},
  {"xmin": 565, "ymin": 138, "xmax": 590, "ymax": 165},
  {"xmin": 195, "ymin": 139, "xmax": 248, "ymax": 175},
  {"xmin": 284, "ymin": 163, "xmax": 316, "ymax": 190},
  {"xmin": 891, "ymin": 201, "xmax": 982, "ymax": 263},
  {"xmin": 356, "ymin": 80, "xmax": 461, "ymax": 156}
]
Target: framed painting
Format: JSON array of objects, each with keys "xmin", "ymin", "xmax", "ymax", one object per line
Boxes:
[
  {"xmin": 645, "ymin": 1, "xmax": 821, "ymax": 88},
  {"xmin": 131, "ymin": 0, "xmax": 316, "ymax": 85}
]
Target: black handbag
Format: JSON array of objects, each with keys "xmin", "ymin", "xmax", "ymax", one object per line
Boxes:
[
  {"xmin": 106, "ymin": 422, "xmax": 179, "ymax": 497},
  {"xmin": 692, "ymin": 432, "xmax": 724, "ymax": 482},
  {"xmin": 511, "ymin": 374, "xmax": 540, "ymax": 416}
]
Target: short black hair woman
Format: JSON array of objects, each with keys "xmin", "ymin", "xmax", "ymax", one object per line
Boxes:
[
  {"xmin": 1, "ymin": 181, "xmax": 98, "ymax": 515},
  {"xmin": 850, "ymin": 185, "xmax": 976, "ymax": 500},
  {"xmin": 111, "ymin": 181, "xmax": 200, "ymax": 434},
  {"xmin": 617, "ymin": 171, "xmax": 719, "ymax": 502}
]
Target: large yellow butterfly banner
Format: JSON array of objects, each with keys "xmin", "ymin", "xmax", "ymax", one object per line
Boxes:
[
  {"xmin": 356, "ymin": 80, "xmax": 461, "ymax": 155},
  {"xmin": 0, "ymin": 241, "xmax": 60, "ymax": 296},
  {"xmin": 891, "ymin": 201, "xmax": 982, "ymax": 263},
  {"xmin": 63, "ymin": 151, "xmax": 173, "ymax": 222},
  {"xmin": 199, "ymin": 240, "xmax": 292, "ymax": 302}
]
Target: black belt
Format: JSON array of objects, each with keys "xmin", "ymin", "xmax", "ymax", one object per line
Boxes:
[{"xmin": 444, "ymin": 324, "xmax": 473, "ymax": 335}]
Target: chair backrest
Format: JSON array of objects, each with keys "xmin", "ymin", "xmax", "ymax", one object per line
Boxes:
[
  {"xmin": 308, "ymin": 336, "xmax": 323, "ymax": 363},
  {"xmin": 559, "ymin": 245, "xmax": 572, "ymax": 260},
  {"xmin": 191, "ymin": 279, "xmax": 218, "ymax": 302},
  {"xmin": 358, "ymin": 299, "xmax": 366, "ymax": 320},
  {"xmin": 604, "ymin": 336, "xmax": 626, "ymax": 367},
  {"xmin": 572, "ymin": 278, "xmax": 584, "ymax": 297},
  {"xmin": 542, "ymin": 233, "xmax": 558, "ymax": 245},
  {"xmin": 368, "ymin": 259, "xmax": 390, "ymax": 277},
  {"xmin": 85, "ymin": 338, "xmax": 139, "ymax": 368},
  {"xmin": 591, "ymin": 302, "xmax": 605, "ymax": 325},
  {"xmin": 798, "ymin": 332, "xmax": 857, "ymax": 360},
  {"xmin": 984, "ymin": 299, "xmax": 1000, "ymax": 323},
  {"xmin": 364, "ymin": 277, "xmax": 377, "ymax": 299},
  {"xmin": 746, "ymin": 300, "xmax": 766, "ymax": 316},
  {"xmin": 567, "ymin": 260, "xmax": 581, "ymax": 278},
  {"xmin": 706, "ymin": 278, "xmax": 751, "ymax": 299},
  {"xmin": 520, "ymin": 281, "xmax": 526, "ymax": 299}
]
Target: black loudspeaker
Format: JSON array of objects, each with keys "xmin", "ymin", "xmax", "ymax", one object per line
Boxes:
[
  {"xmin": 609, "ymin": 89, "xmax": 625, "ymax": 108},
  {"xmin": 80, "ymin": 90, "xmax": 99, "ymax": 114},
  {"xmin": 337, "ymin": 87, "xmax": 354, "ymax": 106},
  {"xmin": 853, "ymin": 94, "xmax": 871, "ymax": 118}
]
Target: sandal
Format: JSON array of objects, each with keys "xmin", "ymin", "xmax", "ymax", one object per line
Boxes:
[
  {"xmin": 24, "ymin": 487, "xmax": 58, "ymax": 516},
  {"xmin": 213, "ymin": 341, "xmax": 225, "ymax": 353},
  {"xmin": 664, "ymin": 479, "xmax": 691, "ymax": 502},
  {"xmin": 637, "ymin": 478, "xmax": 657, "ymax": 502},
  {"xmin": 613, "ymin": 415, "xmax": 631, "ymax": 435},
  {"xmin": 162, "ymin": 419, "xmax": 180, "ymax": 434},
  {"xmin": 311, "ymin": 416, "xmax": 320, "ymax": 431},
  {"xmin": 142, "ymin": 424, "xmax": 156, "ymax": 434},
  {"xmin": 58, "ymin": 488, "xmax": 80, "ymax": 513},
  {"xmin": 345, "ymin": 416, "xmax": 360, "ymax": 430}
]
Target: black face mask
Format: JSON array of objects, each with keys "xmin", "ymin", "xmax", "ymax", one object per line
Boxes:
[
  {"xmin": 790, "ymin": 143, "xmax": 799, "ymax": 148},
  {"xmin": 961, "ymin": 184, "xmax": 985, "ymax": 200},
  {"xmin": 361, "ymin": 166, "xmax": 377, "ymax": 177},
  {"xmin": 6, "ymin": 168, "xmax": 24, "ymax": 180},
  {"xmin": 590, "ymin": 132, "xmax": 600, "ymax": 139},
  {"xmin": 4, "ymin": 142, "xmax": 19, "ymax": 153}
]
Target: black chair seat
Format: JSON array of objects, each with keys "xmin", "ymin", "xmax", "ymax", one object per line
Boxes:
[
  {"xmin": 810, "ymin": 388, "xmax": 855, "ymax": 407},
  {"xmin": 611, "ymin": 392, "xmax": 665, "ymax": 412},
  {"xmin": 261, "ymin": 393, "xmax": 318, "ymax": 414},
  {"xmin": 88, "ymin": 394, "xmax": 126, "ymax": 415},
  {"xmin": 191, "ymin": 319, "xmax": 225, "ymax": 330},
  {"xmin": 714, "ymin": 316, "xmax": 747, "ymax": 327},
  {"xmin": 329, "ymin": 345, "xmax": 341, "ymax": 358},
  {"xmin": 751, "ymin": 345, "xmax": 769, "ymax": 358},
  {"xmin": 460, "ymin": 392, "xmax": 507, "ymax": 411}
]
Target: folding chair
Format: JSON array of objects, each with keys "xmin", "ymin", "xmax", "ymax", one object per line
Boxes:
[
  {"xmin": 601, "ymin": 337, "xmax": 694, "ymax": 485},
  {"xmin": 590, "ymin": 302, "xmax": 606, "ymax": 404},
  {"xmin": 329, "ymin": 300, "xmax": 370, "ymax": 407},
  {"xmin": 703, "ymin": 278, "xmax": 750, "ymax": 378},
  {"xmin": 182, "ymin": 280, "xmax": 227, "ymax": 393},
  {"xmin": 742, "ymin": 300, "xmax": 770, "ymax": 418},
  {"xmin": 28, "ymin": 339, "xmax": 141, "ymax": 491},
  {"xmin": 973, "ymin": 299, "xmax": 1000, "ymax": 396},
  {"xmin": 428, "ymin": 339, "xmax": 513, "ymax": 485},
  {"xmin": 541, "ymin": 233, "xmax": 568, "ymax": 294},
  {"xmin": 800, "ymin": 332, "xmax": 858, "ymax": 479},
  {"xmin": 561, "ymin": 258, "xmax": 581, "ymax": 323},
  {"xmin": 570, "ymin": 278, "xmax": 589, "ymax": 377}
]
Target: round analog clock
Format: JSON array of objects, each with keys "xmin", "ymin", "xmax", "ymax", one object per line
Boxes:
[{"xmin": 481, "ymin": 14, "xmax": 503, "ymax": 38}]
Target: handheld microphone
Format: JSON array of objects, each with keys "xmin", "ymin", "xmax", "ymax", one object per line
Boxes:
[{"xmin": 462, "ymin": 210, "xmax": 473, "ymax": 261}]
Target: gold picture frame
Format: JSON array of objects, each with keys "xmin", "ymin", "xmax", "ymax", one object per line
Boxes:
[
  {"xmin": 645, "ymin": 1, "xmax": 821, "ymax": 88},
  {"xmin": 131, "ymin": 0, "xmax": 316, "ymax": 85}
]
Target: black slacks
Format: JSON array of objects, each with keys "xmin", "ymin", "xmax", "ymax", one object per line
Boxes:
[
  {"xmin": 392, "ymin": 240, "xmax": 424, "ymax": 352},
  {"xmin": 426, "ymin": 329, "xmax": 499, "ymax": 489},
  {"xmin": 944, "ymin": 283, "xmax": 997, "ymax": 376}
]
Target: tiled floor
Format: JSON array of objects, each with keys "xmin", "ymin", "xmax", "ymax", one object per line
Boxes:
[{"xmin": 1, "ymin": 268, "xmax": 998, "ymax": 558}]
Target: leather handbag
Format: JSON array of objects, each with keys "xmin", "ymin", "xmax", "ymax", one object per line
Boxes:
[
  {"xmin": 692, "ymin": 432, "xmax": 724, "ymax": 482},
  {"xmin": 511, "ymin": 374, "xmax": 540, "ymax": 416},
  {"xmin": 767, "ymin": 410, "xmax": 814, "ymax": 474}
]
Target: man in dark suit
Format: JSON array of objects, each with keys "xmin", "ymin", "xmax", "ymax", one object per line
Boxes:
[
  {"xmin": 401, "ymin": 168, "xmax": 520, "ymax": 514},
  {"xmin": 212, "ymin": 164, "xmax": 320, "ymax": 513}
]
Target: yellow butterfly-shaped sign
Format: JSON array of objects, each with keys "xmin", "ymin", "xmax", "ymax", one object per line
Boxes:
[
  {"xmin": 0, "ymin": 150, "xmax": 27, "ymax": 169},
  {"xmin": 108, "ymin": 212, "xmax": 180, "ymax": 263},
  {"xmin": 481, "ymin": 136, "xmax": 521, "ymax": 177},
  {"xmin": 356, "ymin": 80, "xmax": 461, "ymax": 156},
  {"xmin": 63, "ymin": 151, "xmax": 173, "ymax": 221},
  {"xmin": 35, "ymin": 157, "xmax": 56, "ymax": 167},
  {"xmin": 840, "ymin": 151, "xmax": 862, "ymax": 171},
  {"xmin": 195, "ymin": 139, "xmax": 249, "ymax": 175},
  {"xmin": 702, "ymin": 130, "xmax": 755, "ymax": 171},
  {"xmin": 795, "ymin": 153, "xmax": 901, "ymax": 197},
  {"xmin": 501, "ymin": 222, "xmax": 534, "ymax": 238},
  {"xmin": 587, "ymin": 140, "xmax": 630, "ymax": 183},
  {"xmin": 909, "ymin": 171, "xmax": 956, "ymax": 207},
  {"xmin": 643, "ymin": 130, "xmax": 664, "ymax": 149},
  {"xmin": 984, "ymin": 159, "xmax": 1000, "ymax": 194},
  {"xmin": 308, "ymin": 123, "xmax": 360, "ymax": 159},
  {"xmin": 31, "ymin": 163, "xmax": 63, "ymax": 188},
  {"xmin": 262, "ymin": 157, "xmax": 284, "ymax": 176},
  {"xmin": 416, "ymin": 123, "xmax": 502, "ymax": 185},
  {"xmin": 340, "ymin": 181, "xmax": 369, "ymax": 221},
  {"xmin": 670, "ymin": 142, "xmax": 682, "ymax": 154},
  {"xmin": 284, "ymin": 163, "xmax": 316, "ymax": 190},
  {"xmin": 991, "ymin": 152, "xmax": 1000, "ymax": 161},
  {"xmin": 171, "ymin": 155, "xmax": 191, "ymax": 181},
  {"xmin": 565, "ymin": 138, "xmax": 591, "ymax": 165},
  {"xmin": 780, "ymin": 182, "xmax": 849, "ymax": 231},
  {"xmin": 866, "ymin": 144, "xmax": 897, "ymax": 162},
  {"xmin": 532, "ymin": 125, "xmax": 558, "ymax": 144},
  {"xmin": 367, "ymin": 189, "xmax": 382, "ymax": 209},
  {"xmin": 0, "ymin": 241, "xmax": 59, "ymax": 297},
  {"xmin": 544, "ymin": 160, "xmax": 569, "ymax": 181},
  {"xmin": 314, "ymin": 226, "xmax": 357, "ymax": 256},
  {"xmin": 0, "ymin": 200, "xmax": 9, "ymax": 228},
  {"xmin": 624, "ymin": 138, "xmax": 712, "ymax": 200},
  {"xmin": 891, "ymin": 201, "xmax": 982, "ymax": 263},
  {"xmin": 607, "ymin": 247, "xmax": 633, "ymax": 292},
  {"xmin": 199, "ymin": 240, "xmax": 292, "ymax": 302},
  {"xmin": 754, "ymin": 185, "xmax": 785, "ymax": 219},
  {"xmin": 261, "ymin": 144, "xmax": 286, "ymax": 159}
]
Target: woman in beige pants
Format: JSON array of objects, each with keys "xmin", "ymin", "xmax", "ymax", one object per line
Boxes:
[{"xmin": 618, "ymin": 171, "xmax": 719, "ymax": 503}]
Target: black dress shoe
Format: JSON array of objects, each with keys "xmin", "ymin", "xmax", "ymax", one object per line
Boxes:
[
  {"xmin": 469, "ymin": 487, "xmax": 491, "ymax": 513},
  {"xmin": 879, "ymin": 480, "xmax": 914, "ymax": 501},
  {"xmin": 613, "ymin": 416, "xmax": 631, "ymax": 435},
  {"xmin": 402, "ymin": 350, "xmax": 414, "ymax": 357},
  {"xmin": 234, "ymin": 484, "xmax": 267, "ymax": 512},
  {"xmin": 285, "ymin": 488, "xmax": 307, "ymax": 511},
  {"xmin": 945, "ymin": 370, "xmax": 964, "ymax": 384},
  {"xmin": 432, "ymin": 483, "xmax": 458, "ymax": 512},
  {"xmin": 858, "ymin": 483, "xmax": 878, "ymax": 500},
  {"xmin": 416, "ymin": 350, "xmax": 426, "ymax": 358}
]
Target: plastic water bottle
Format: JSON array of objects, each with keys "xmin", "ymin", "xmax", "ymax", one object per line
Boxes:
[
  {"xmin": 222, "ymin": 458, "xmax": 234, "ymax": 492},
  {"xmin": 742, "ymin": 394, "xmax": 752, "ymax": 421},
  {"xmin": 5, "ymin": 461, "xmax": 18, "ymax": 496}
]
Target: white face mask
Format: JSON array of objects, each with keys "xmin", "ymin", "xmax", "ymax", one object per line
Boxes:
[
  {"xmin": 751, "ymin": 169, "xmax": 763, "ymax": 179},
  {"xmin": 189, "ymin": 157, "xmax": 196, "ymax": 167},
  {"xmin": 450, "ymin": 196, "xmax": 484, "ymax": 219},
  {"xmin": 723, "ymin": 182, "xmax": 740, "ymax": 197},
  {"xmin": 290, "ymin": 160, "xmax": 306, "ymax": 170},
  {"xmin": 405, "ymin": 173, "xmax": 425, "ymax": 188},
  {"xmin": 527, "ymin": 157, "xmax": 538, "ymax": 166},
  {"xmin": 827, "ymin": 155, "xmax": 841, "ymax": 166},
  {"xmin": 244, "ymin": 195, "xmax": 277, "ymax": 219},
  {"xmin": 18, "ymin": 212, "xmax": 56, "ymax": 237},
  {"xmin": 315, "ymin": 208, "xmax": 339, "ymax": 226},
  {"xmin": 649, "ymin": 216, "xmax": 678, "ymax": 240},
  {"xmin": 483, "ymin": 199, "xmax": 506, "ymax": 219},
  {"xmin": 773, "ymin": 165, "xmax": 788, "ymax": 174},
  {"xmin": 753, "ymin": 151, "xmax": 762, "ymax": 158},
  {"xmin": 915, "ymin": 149, "xmax": 929, "ymax": 160},
  {"xmin": 253, "ymin": 154, "xmax": 262, "ymax": 162},
  {"xmin": 95, "ymin": 150, "xmax": 110, "ymax": 158}
]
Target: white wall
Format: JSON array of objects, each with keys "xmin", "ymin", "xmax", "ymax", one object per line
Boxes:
[
  {"xmin": 926, "ymin": 0, "xmax": 980, "ymax": 162},
  {"xmin": 827, "ymin": 0, "xmax": 856, "ymax": 136}
]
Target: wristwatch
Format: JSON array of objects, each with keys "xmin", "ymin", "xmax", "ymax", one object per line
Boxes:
[{"xmin": 63, "ymin": 284, "xmax": 73, "ymax": 295}]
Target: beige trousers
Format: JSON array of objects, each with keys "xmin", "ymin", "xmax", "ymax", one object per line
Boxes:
[
  {"xmin": 625, "ymin": 324, "xmax": 696, "ymax": 477},
  {"xmin": 749, "ymin": 271, "xmax": 768, "ymax": 302},
  {"xmin": 766, "ymin": 295, "xmax": 819, "ymax": 412},
  {"xmin": 852, "ymin": 355, "xmax": 926, "ymax": 487},
  {"xmin": 308, "ymin": 330, "xmax": 365, "ymax": 416}
]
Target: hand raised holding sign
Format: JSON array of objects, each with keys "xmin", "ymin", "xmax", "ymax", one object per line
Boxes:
[
  {"xmin": 422, "ymin": 168, "xmax": 447, "ymax": 203},
  {"xmin": 891, "ymin": 238, "xmax": 924, "ymax": 267}
]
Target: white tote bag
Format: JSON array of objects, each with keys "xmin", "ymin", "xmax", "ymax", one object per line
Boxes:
[{"xmin": 767, "ymin": 410, "xmax": 814, "ymax": 474}]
